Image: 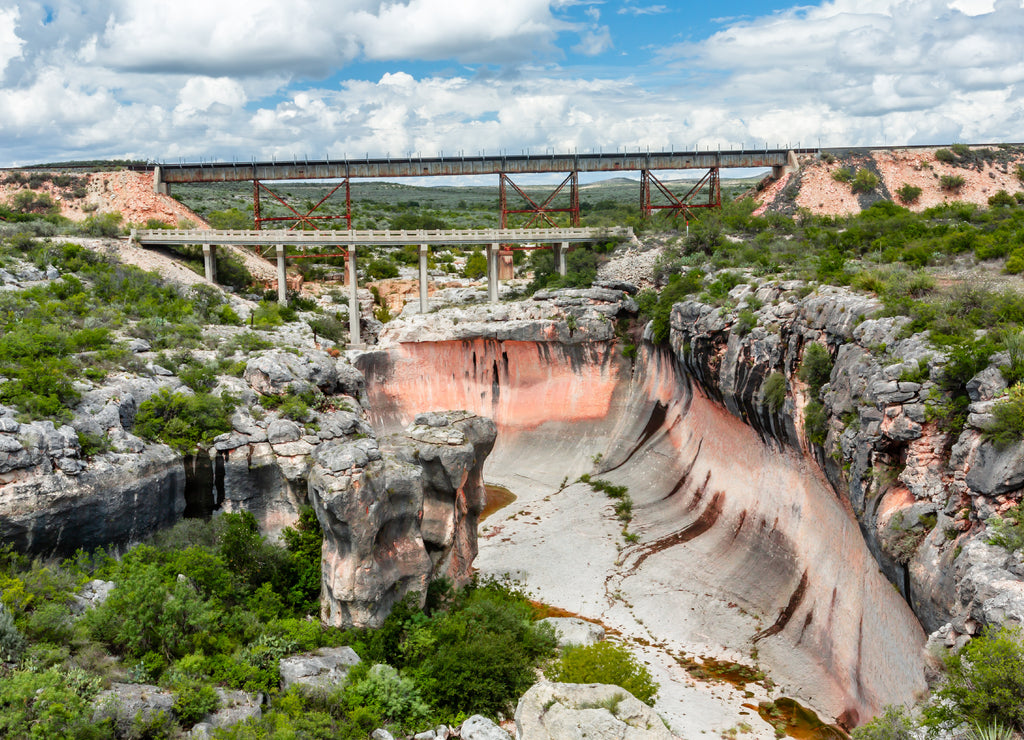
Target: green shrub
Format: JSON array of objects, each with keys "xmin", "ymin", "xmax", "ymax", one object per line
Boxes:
[
  {"xmin": 763, "ymin": 372, "xmax": 787, "ymax": 412},
  {"xmin": 0, "ymin": 602, "xmax": 26, "ymax": 662},
  {"xmin": 172, "ymin": 680, "xmax": 220, "ymax": 726},
  {"xmin": 734, "ymin": 309, "xmax": 757, "ymax": 336},
  {"xmin": 9, "ymin": 190, "xmax": 58, "ymax": 215},
  {"xmin": 207, "ymin": 208, "xmax": 252, "ymax": 230},
  {"xmin": 983, "ymin": 385, "xmax": 1024, "ymax": 449},
  {"xmin": 308, "ymin": 313, "xmax": 348, "ymax": 344},
  {"xmin": 133, "ymin": 388, "xmax": 236, "ymax": 453},
  {"xmin": 935, "ymin": 148, "xmax": 955, "ymax": 163},
  {"xmin": 851, "ymin": 169, "xmax": 879, "ymax": 194},
  {"xmin": 923, "ymin": 625, "xmax": 1024, "ymax": 732},
  {"xmin": 83, "ymin": 562, "xmax": 220, "ymax": 663},
  {"xmin": 463, "ymin": 250, "xmax": 487, "ymax": 279},
  {"xmin": 365, "ymin": 258, "xmax": 399, "ymax": 280},
  {"xmin": 1005, "ymin": 248, "xmax": 1024, "ymax": 274},
  {"xmin": 342, "ymin": 663, "xmax": 430, "ymax": 729},
  {"xmin": 405, "ymin": 580, "xmax": 557, "ymax": 720},
  {"xmin": 0, "ymin": 667, "xmax": 105, "ymax": 738},
  {"xmin": 641, "ymin": 270, "xmax": 703, "ymax": 345},
  {"xmin": 81, "ymin": 212, "xmax": 124, "ymax": 237},
  {"xmin": 940, "ymin": 174, "xmax": 966, "ymax": 192},
  {"xmin": 831, "ymin": 168, "xmax": 853, "ymax": 183},
  {"xmin": 988, "ymin": 190, "xmax": 1016, "ymax": 208},
  {"xmin": 548, "ymin": 641, "xmax": 659, "ymax": 705},
  {"xmin": 896, "ymin": 184, "xmax": 922, "ymax": 204},
  {"xmin": 798, "ymin": 342, "xmax": 833, "ymax": 396},
  {"xmin": 987, "ymin": 501, "xmax": 1024, "ymax": 553},
  {"xmin": 804, "ymin": 400, "xmax": 828, "ymax": 446},
  {"xmin": 852, "ymin": 705, "xmax": 915, "ymax": 740}
]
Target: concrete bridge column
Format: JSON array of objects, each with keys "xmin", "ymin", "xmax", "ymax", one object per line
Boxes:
[
  {"xmin": 348, "ymin": 247, "xmax": 361, "ymax": 347},
  {"xmin": 555, "ymin": 242, "xmax": 568, "ymax": 277},
  {"xmin": 276, "ymin": 245, "xmax": 288, "ymax": 305},
  {"xmin": 202, "ymin": 244, "xmax": 217, "ymax": 284},
  {"xmin": 152, "ymin": 166, "xmax": 169, "ymax": 195},
  {"xmin": 419, "ymin": 244, "xmax": 429, "ymax": 313},
  {"xmin": 487, "ymin": 243, "xmax": 499, "ymax": 303}
]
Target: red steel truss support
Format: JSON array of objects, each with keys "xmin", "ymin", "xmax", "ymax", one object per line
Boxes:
[
  {"xmin": 641, "ymin": 167, "xmax": 720, "ymax": 220},
  {"xmin": 499, "ymin": 171, "xmax": 580, "ymax": 228},
  {"xmin": 252, "ymin": 178, "xmax": 351, "ymax": 230}
]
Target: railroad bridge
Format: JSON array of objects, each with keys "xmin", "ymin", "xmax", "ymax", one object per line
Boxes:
[
  {"xmin": 154, "ymin": 149, "xmax": 804, "ymax": 229},
  {"xmin": 131, "ymin": 226, "xmax": 633, "ymax": 347}
]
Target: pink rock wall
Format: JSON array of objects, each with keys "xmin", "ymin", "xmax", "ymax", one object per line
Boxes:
[{"xmin": 357, "ymin": 338, "xmax": 927, "ymax": 725}]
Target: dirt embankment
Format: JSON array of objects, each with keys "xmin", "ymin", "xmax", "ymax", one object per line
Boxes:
[
  {"xmin": 1, "ymin": 169, "xmax": 207, "ymax": 227},
  {"xmin": 755, "ymin": 146, "xmax": 1024, "ymax": 217}
]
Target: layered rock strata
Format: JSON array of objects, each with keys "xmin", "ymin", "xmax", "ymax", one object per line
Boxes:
[{"xmin": 358, "ymin": 284, "xmax": 928, "ymax": 726}]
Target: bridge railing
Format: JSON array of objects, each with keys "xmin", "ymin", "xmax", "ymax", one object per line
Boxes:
[{"xmin": 132, "ymin": 226, "xmax": 633, "ymax": 246}]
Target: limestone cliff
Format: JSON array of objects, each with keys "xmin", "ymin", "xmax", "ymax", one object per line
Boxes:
[
  {"xmin": 358, "ymin": 284, "xmax": 928, "ymax": 726},
  {"xmin": 667, "ymin": 280, "xmax": 1024, "ymax": 640}
]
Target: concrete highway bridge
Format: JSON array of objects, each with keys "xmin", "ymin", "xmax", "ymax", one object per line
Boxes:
[
  {"xmin": 131, "ymin": 226, "xmax": 633, "ymax": 346},
  {"xmin": 153, "ymin": 148, "xmax": 806, "ymax": 228}
]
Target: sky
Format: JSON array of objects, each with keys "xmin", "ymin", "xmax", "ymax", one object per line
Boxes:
[{"xmin": 1, "ymin": 0, "xmax": 1023, "ymax": 170}]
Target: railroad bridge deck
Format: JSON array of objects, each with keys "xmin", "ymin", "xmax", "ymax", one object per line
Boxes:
[{"xmin": 132, "ymin": 226, "xmax": 632, "ymax": 347}]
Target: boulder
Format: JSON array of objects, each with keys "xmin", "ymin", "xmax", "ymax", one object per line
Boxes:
[
  {"xmin": 461, "ymin": 714, "xmax": 510, "ymax": 740},
  {"xmin": 514, "ymin": 682, "xmax": 671, "ymax": 740},
  {"xmin": 244, "ymin": 349, "xmax": 360, "ymax": 397},
  {"xmin": 278, "ymin": 646, "xmax": 362, "ymax": 690},
  {"xmin": 93, "ymin": 683, "xmax": 175, "ymax": 731},
  {"xmin": 539, "ymin": 617, "xmax": 605, "ymax": 648},
  {"xmin": 965, "ymin": 439, "xmax": 1024, "ymax": 496},
  {"xmin": 69, "ymin": 579, "xmax": 115, "ymax": 615}
]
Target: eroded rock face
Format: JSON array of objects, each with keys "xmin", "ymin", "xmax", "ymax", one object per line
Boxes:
[
  {"xmin": 309, "ymin": 410, "xmax": 495, "ymax": 628},
  {"xmin": 668, "ymin": 281, "xmax": 1024, "ymax": 639},
  {"xmin": 515, "ymin": 682, "xmax": 672, "ymax": 740},
  {"xmin": 358, "ymin": 287, "xmax": 928, "ymax": 725}
]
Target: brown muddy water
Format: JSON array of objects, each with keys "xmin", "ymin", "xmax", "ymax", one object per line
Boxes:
[{"xmin": 481, "ymin": 484, "xmax": 516, "ymax": 522}]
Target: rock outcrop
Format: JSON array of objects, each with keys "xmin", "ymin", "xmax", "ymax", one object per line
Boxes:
[
  {"xmin": 667, "ymin": 280, "xmax": 1024, "ymax": 639},
  {"xmin": 310, "ymin": 410, "xmax": 496, "ymax": 628},
  {"xmin": 515, "ymin": 682, "xmax": 672, "ymax": 740}
]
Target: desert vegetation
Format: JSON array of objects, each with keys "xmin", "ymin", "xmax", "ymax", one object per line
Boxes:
[{"xmin": 0, "ymin": 514, "xmax": 564, "ymax": 738}]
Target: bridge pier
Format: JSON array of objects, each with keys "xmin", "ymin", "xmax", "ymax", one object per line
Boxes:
[
  {"xmin": 419, "ymin": 244, "xmax": 429, "ymax": 313},
  {"xmin": 772, "ymin": 150, "xmax": 800, "ymax": 179},
  {"xmin": 276, "ymin": 245, "xmax": 287, "ymax": 305},
  {"xmin": 487, "ymin": 243, "xmax": 499, "ymax": 303},
  {"xmin": 152, "ymin": 166, "xmax": 169, "ymax": 196},
  {"xmin": 554, "ymin": 242, "xmax": 568, "ymax": 277},
  {"xmin": 348, "ymin": 248, "xmax": 361, "ymax": 347},
  {"xmin": 202, "ymin": 244, "xmax": 217, "ymax": 284}
]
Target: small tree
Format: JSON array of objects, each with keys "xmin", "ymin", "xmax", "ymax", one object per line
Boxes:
[
  {"xmin": 851, "ymin": 169, "xmax": 879, "ymax": 194},
  {"xmin": 463, "ymin": 249, "xmax": 487, "ymax": 279},
  {"xmin": 940, "ymin": 174, "xmax": 966, "ymax": 193},
  {"xmin": 924, "ymin": 625, "xmax": 1024, "ymax": 732},
  {"xmin": 896, "ymin": 184, "xmax": 922, "ymax": 204}
]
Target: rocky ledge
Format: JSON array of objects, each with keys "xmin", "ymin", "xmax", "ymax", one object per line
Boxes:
[{"xmin": 668, "ymin": 279, "xmax": 1024, "ymax": 638}]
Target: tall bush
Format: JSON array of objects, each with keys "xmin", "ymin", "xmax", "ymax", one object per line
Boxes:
[
  {"xmin": 547, "ymin": 641, "xmax": 659, "ymax": 705},
  {"xmin": 924, "ymin": 625, "xmax": 1024, "ymax": 731}
]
